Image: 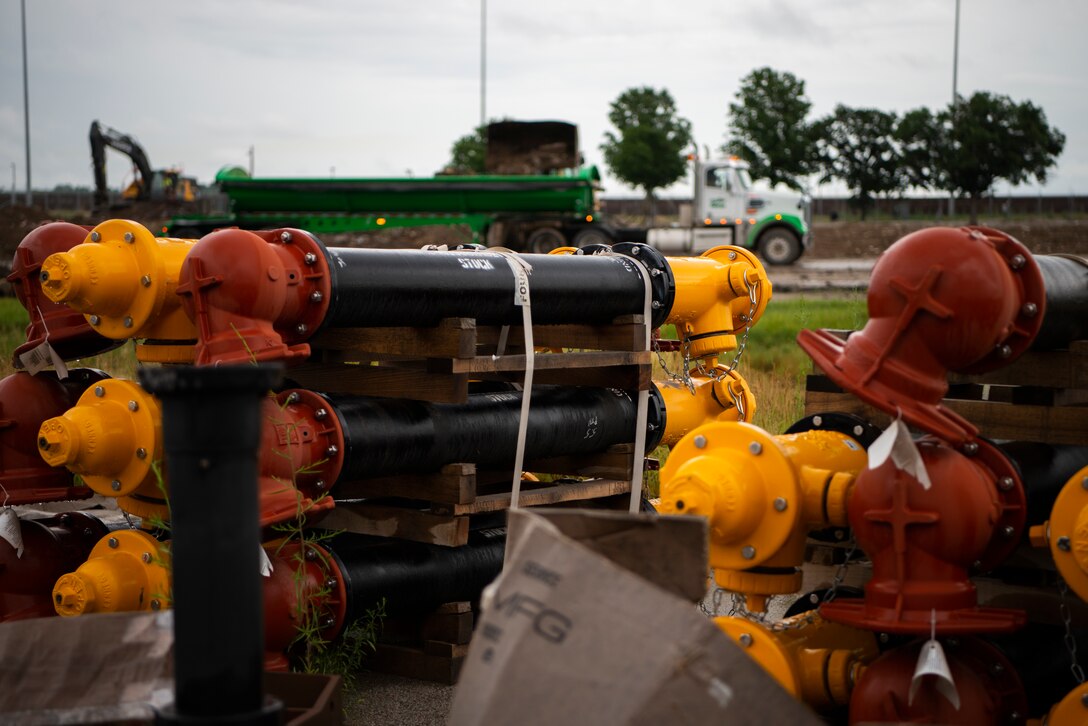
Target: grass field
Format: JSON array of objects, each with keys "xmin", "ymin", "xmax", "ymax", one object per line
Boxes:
[{"xmin": 0, "ymin": 300, "xmax": 137, "ymax": 379}]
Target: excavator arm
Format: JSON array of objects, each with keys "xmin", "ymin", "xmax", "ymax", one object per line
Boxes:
[{"xmin": 89, "ymin": 120, "xmax": 155, "ymax": 208}]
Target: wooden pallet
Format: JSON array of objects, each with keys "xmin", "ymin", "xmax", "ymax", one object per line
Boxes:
[
  {"xmin": 289, "ymin": 316, "xmax": 652, "ymax": 402},
  {"xmin": 302, "ymin": 316, "xmax": 654, "ymax": 545},
  {"xmin": 366, "ymin": 602, "xmax": 473, "ymax": 685},
  {"xmin": 804, "ymin": 336, "xmax": 1088, "ymax": 445}
]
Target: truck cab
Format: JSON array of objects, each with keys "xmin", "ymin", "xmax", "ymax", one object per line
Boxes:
[{"xmin": 646, "ymin": 157, "xmax": 810, "ymax": 265}]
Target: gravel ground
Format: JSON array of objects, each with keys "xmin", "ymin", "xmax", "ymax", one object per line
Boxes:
[{"xmin": 345, "ymin": 671, "xmax": 454, "ymax": 725}]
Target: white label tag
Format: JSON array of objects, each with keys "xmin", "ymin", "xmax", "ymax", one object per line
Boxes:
[
  {"xmin": 868, "ymin": 417, "xmax": 931, "ymax": 489},
  {"xmin": 17, "ymin": 340, "xmax": 68, "ymax": 379},
  {"xmin": 0, "ymin": 508, "xmax": 24, "ymax": 559},
  {"xmin": 259, "ymin": 545, "xmax": 274, "ymax": 577},
  {"xmin": 511, "ymin": 264, "xmax": 530, "ymax": 307},
  {"xmin": 908, "ymin": 639, "xmax": 960, "ymax": 709}
]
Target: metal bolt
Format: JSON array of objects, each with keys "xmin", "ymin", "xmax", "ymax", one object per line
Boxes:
[
  {"xmin": 1081, "ymin": 691, "xmax": 1088, "ymax": 708},
  {"xmin": 1081, "ymin": 475, "xmax": 1088, "ymax": 491},
  {"xmin": 123, "ymin": 232, "xmax": 134, "ymax": 243},
  {"xmin": 853, "ymin": 425, "xmax": 864, "ymax": 436},
  {"xmin": 280, "ymin": 231, "xmax": 293, "ymax": 243},
  {"xmin": 94, "ymin": 385, "xmax": 105, "ymax": 397},
  {"xmin": 83, "ymin": 528, "xmax": 94, "ymax": 537},
  {"xmin": 142, "ymin": 552, "xmax": 152, "ymax": 563},
  {"xmin": 150, "ymin": 600, "xmax": 161, "ymax": 611},
  {"xmin": 325, "ymin": 577, "xmax": 338, "ymax": 589},
  {"xmin": 141, "ymin": 275, "xmax": 152, "ymax": 287},
  {"xmin": 1021, "ymin": 302, "xmax": 1038, "ymax": 317},
  {"xmin": 630, "ymin": 246, "xmax": 640, "ymax": 255},
  {"xmin": 321, "ymin": 615, "xmax": 336, "ymax": 629},
  {"xmin": 1001, "ymin": 525, "xmax": 1015, "ymax": 538},
  {"xmin": 111, "ymin": 480, "xmax": 121, "ymax": 492},
  {"xmin": 773, "ymin": 497, "xmax": 788, "ymax": 512},
  {"xmin": 1009, "ymin": 254, "xmax": 1026, "ymax": 270},
  {"xmin": 812, "ymin": 415, "xmax": 823, "ymax": 427},
  {"xmin": 998, "ymin": 476, "xmax": 1015, "ymax": 491},
  {"xmin": 962, "ymin": 441, "xmax": 979, "ymax": 456},
  {"xmin": 136, "ymin": 447, "xmax": 147, "ymax": 459},
  {"xmin": 972, "ymin": 560, "xmax": 982, "ymax": 569},
  {"xmin": 748, "ymin": 441, "xmax": 762, "ymax": 455},
  {"xmin": 651, "ymin": 300, "xmax": 662, "ymax": 309},
  {"xmin": 997, "ymin": 344, "xmax": 1012, "ymax": 358},
  {"xmin": 728, "ymin": 251, "xmax": 737, "ymax": 260},
  {"xmin": 198, "ymin": 457, "xmax": 211, "ymax": 470},
  {"xmin": 1058, "ymin": 536, "xmax": 1072, "ymax": 552},
  {"xmin": 809, "ymin": 593, "xmax": 819, "ymax": 604},
  {"xmin": 128, "ymin": 400, "xmax": 139, "ymax": 412},
  {"xmin": 741, "ymin": 545, "xmax": 756, "ymax": 560},
  {"xmin": 326, "ymin": 445, "xmax": 338, "ymax": 456},
  {"xmin": 107, "ymin": 537, "xmax": 119, "ymax": 548},
  {"xmin": 90, "ymin": 231, "xmax": 100, "ymax": 242},
  {"xmin": 123, "ymin": 316, "xmax": 134, "ymax": 328},
  {"xmin": 650, "ymin": 268, "xmax": 661, "ymax": 277},
  {"xmin": 303, "ymin": 252, "xmax": 317, "ymax": 265},
  {"xmin": 991, "ymin": 662, "xmax": 1004, "ymax": 675},
  {"xmin": 878, "ymin": 633, "xmax": 890, "ymax": 643},
  {"xmin": 738, "ymin": 633, "xmax": 753, "ymax": 647},
  {"xmin": 305, "ymin": 548, "xmax": 319, "ymax": 561},
  {"xmin": 314, "ymin": 479, "xmax": 326, "ymax": 491},
  {"xmin": 310, "ymin": 291, "xmax": 323, "ymax": 303},
  {"xmin": 89, "ymin": 315, "xmax": 100, "ymax": 326},
  {"xmin": 693, "ymin": 435, "xmax": 707, "ymax": 449},
  {"xmin": 296, "ymin": 323, "xmax": 308, "ymax": 335},
  {"xmin": 315, "ymin": 408, "xmax": 327, "ymax": 419},
  {"xmin": 286, "ymin": 392, "xmax": 300, "ymax": 404}
]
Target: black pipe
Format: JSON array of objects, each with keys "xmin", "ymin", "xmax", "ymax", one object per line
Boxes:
[
  {"xmin": 999, "ymin": 441, "xmax": 1088, "ymax": 524},
  {"xmin": 330, "ymin": 385, "xmax": 665, "ymax": 480},
  {"xmin": 320, "ymin": 243, "xmax": 674, "ymax": 330},
  {"xmin": 326, "ymin": 528, "xmax": 506, "ymax": 620},
  {"xmin": 141, "ymin": 365, "xmax": 283, "ymax": 726},
  {"xmin": 1035, "ymin": 254, "xmax": 1088, "ymax": 351}
]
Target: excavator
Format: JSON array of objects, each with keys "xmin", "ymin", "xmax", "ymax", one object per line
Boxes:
[{"xmin": 89, "ymin": 120, "xmax": 197, "ymax": 210}]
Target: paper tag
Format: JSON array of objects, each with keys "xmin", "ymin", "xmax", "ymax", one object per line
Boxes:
[
  {"xmin": 868, "ymin": 417, "xmax": 931, "ymax": 489},
  {"xmin": 0, "ymin": 508, "xmax": 24, "ymax": 559},
  {"xmin": 259, "ymin": 545, "xmax": 274, "ymax": 577},
  {"xmin": 908, "ymin": 639, "xmax": 960, "ymax": 709},
  {"xmin": 17, "ymin": 339, "xmax": 69, "ymax": 379}
]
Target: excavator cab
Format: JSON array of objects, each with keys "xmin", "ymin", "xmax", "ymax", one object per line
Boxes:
[{"xmin": 90, "ymin": 121, "xmax": 196, "ymax": 209}]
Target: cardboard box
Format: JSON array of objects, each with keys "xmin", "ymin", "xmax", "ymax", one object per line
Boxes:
[{"xmin": 449, "ymin": 509, "xmax": 820, "ymax": 725}]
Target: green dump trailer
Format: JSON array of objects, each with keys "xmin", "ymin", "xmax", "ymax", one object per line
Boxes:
[{"xmin": 164, "ymin": 165, "xmax": 605, "ymax": 252}]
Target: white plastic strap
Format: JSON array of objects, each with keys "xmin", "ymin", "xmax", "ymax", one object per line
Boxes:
[
  {"xmin": 18, "ymin": 306, "xmax": 68, "ymax": 379},
  {"xmin": 491, "ymin": 251, "xmax": 534, "ymax": 509}
]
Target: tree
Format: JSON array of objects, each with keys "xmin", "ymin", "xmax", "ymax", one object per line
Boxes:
[
  {"xmin": 600, "ymin": 87, "xmax": 693, "ymax": 223},
  {"xmin": 447, "ymin": 125, "xmax": 487, "ymax": 174},
  {"xmin": 934, "ymin": 91, "xmax": 1065, "ymax": 223},
  {"xmin": 816, "ymin": 105, "xmax": 905, "ymax": 219},
  {"xmin": 725, "ymin": 67, "xmax": 817, "ymax": 191},
  {"xmin": 894, "ymin": 107, "xmax": 945, "ymax": 192}
]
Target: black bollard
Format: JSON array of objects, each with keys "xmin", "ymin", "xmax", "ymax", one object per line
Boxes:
[{"xmin": 141, "ymin": 364, "xmax": 284, "ymax": 725}]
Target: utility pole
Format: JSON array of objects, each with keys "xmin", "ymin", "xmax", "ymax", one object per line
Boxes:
[
  {"xmin": 21, "ymin": 0, "xmax": 32, "ymax": 206},
  {"xmin": 248, "ymin": 145, "xmax": 255, "ymax": 176},
  {"xmin": 949, "ymin": 0, "xmax": 960, "ymax": 218},
  {"xmin": 10, "ymin": 163, "xmax": 15, "ymax": 206},
  {"xmin": 480, "ymin": 0, "xmax": 486, "ymax": 128}
]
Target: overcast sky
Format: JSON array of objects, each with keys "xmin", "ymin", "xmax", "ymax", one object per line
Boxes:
[{"xmin": 2, "ymin": 0, "xmax": 1085, "ymax": 198}]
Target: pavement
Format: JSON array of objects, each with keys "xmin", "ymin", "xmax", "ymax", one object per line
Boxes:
[
  {"xmin": 345, "ymin": 670, "xmax": 454, "ymax": 725},
  {"xmin": 765, "ymin": 257, "xmax": 876, "ymax": 292}
]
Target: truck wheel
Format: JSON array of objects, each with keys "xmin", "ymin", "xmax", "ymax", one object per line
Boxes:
[
  {"xmin": 572, "ymin": 228, "xmax": 613, "ymax": 248},
  {"xmin": 758, "ymin": 227, "xmax": 803, "ymax": 265},
  {"xmin": 527, "ymin": 227, "xmax": 567, "ymax": 253}
]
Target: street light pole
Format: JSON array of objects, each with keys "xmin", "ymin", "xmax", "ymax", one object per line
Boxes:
[
  {"xmin": 21, "ymin": 0, "xmax": 32, "ymax": 206},
  {"xmin": 949, "ymin": 0, "xmax": 960, "ymax": 218},
  {"xmin": 480, "ymin": 0, "xmax": 486, "ymax": 129}
]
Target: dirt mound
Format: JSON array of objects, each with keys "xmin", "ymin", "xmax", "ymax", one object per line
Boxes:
[{"xmin": 810, "ymin": 218, "xmax": 1087, "ymax": 258}]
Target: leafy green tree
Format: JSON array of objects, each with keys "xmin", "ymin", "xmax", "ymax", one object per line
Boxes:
[
  {"xmin": 725, "ymin": 67, "xmax": 817, "ymax": 191},
  {"xmin": 935, "ymin": 91, "xmax": 1065, "ymax": 223},
  {"xmin": 894, "ymin": 107, "xmax": 945, "ymax": 192},
  {"xmin": 600, "ymin": 87, "xmax": 693, "ymax": 222},
  {"xmin": 816, "ymin": 105, "xmax": 905, "ymax": 219},
  {"xmin": 447, "ymin": 125, "xmax": 487, "ymax": 174}
]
